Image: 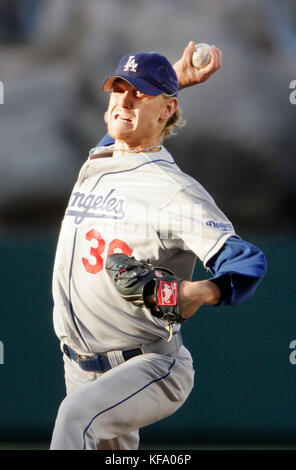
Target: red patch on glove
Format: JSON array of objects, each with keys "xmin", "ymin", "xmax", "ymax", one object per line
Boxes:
[{"xmin": 157, "ymin": 281, "xmax": 177, "ymax": 306}]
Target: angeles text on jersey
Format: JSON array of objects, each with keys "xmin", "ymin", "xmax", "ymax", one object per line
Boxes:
[{"xmin": 65, "ymin": 188, "xmax": 126, "ymax": 225}]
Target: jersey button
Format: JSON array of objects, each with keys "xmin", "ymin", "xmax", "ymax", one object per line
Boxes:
[{"xmin": 58, "ymin": 264, "xmax": 64, "ymax": 271}]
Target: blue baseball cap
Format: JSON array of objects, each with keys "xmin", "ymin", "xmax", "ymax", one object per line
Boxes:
[{"xmin": 103, "ymin": 52, "xmax": 178, "ymax": 97}]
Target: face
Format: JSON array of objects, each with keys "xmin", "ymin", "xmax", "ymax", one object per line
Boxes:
[{"xmin": 106, "ymin": 79, "xmax": 177, "ymax": 148}]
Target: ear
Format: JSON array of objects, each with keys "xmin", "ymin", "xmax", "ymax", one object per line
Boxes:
[{"xmin": 159, "ymin": 98, "xmax": 178, "ymax": 121}]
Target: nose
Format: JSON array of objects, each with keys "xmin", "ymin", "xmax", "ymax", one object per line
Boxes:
[{"xmin": 119, "ymin": 90, "xmax": 133, "ymax": 109}]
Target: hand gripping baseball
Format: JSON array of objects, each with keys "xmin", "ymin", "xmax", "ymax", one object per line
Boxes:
[
  {"xmin": 173, "ymin": 41, "xmax": 222, "ymax": 90},
  {"xmin": 105, "ymin": 254, "xmax": 185, "ymax": 325}
]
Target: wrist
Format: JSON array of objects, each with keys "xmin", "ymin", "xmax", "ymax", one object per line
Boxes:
[
  {"xmin": 185, "ymin": 280, "xmax": 221, "ymax": 305},
  {"xmin": 179, "ymin": 279, "xmax": 221, "ymax": 320}
]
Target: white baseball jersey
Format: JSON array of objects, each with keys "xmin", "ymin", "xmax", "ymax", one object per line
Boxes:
[{"xmin": 52, "ymin": 145, "xmax": 235, "ymax": 355}]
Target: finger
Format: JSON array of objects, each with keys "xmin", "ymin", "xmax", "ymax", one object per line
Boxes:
[
  {"xmin": 201, "ymin": 46, "xmax": 220, "ymax": 74},
  {"xmin": 210, "ymin": 45, "xmax": 222, "ymax": 69},
  {"xmin": 182, "ymin": 40, "xmax": 195, "ymax": 64},
  {"xmin": 209, "ymin": 46, "xmax": 219, "ymax": 66},
  {"xmin": 217, "ymin": 48, "xmax": 222, "ymax": 68},
  {"xmin": 200, "ymin": 55, "xmax": 216, "ymax": 75}
]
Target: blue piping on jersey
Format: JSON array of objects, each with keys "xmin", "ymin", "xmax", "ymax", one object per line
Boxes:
[
  {"xmin": 82, "ymin": 357, "xmax": 176, "ymax": 450},
  {"xmin": 68, "ymin": 227, "xmax": 90, "ymax": 352},
  {"xmin": 90, "ymin": 159, "xmax": 176, "ymax": 192}
]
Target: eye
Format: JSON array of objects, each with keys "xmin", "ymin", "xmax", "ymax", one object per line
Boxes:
[
  {"xmin": 134, "ymin": 89, "xmax": 145, "ymax": 98},
  {"xmin": 112, "ymin": 86, "xmax": 124, "ymax": 94}
]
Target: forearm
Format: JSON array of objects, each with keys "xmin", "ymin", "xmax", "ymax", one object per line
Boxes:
[
  {"xmin": 180, "ymin": 236, "xmax": 267, "ymax": 320},
  {"xmin": 179, "ymin": 279, "xmax": 221, "ymax": 319}
]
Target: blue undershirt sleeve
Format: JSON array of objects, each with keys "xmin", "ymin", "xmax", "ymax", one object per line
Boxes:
[
  {"xmin": 96, "ymin": 134, "xmax": 115, "ymax": 147},
  {"xmin": 206, "ymin": 236, "xmax": 267, "ymax": 306}
]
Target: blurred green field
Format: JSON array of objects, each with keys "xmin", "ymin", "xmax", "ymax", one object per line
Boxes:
[{"xmin": 1, "ymin": 236, "xmax": 296, "ymax": 451}]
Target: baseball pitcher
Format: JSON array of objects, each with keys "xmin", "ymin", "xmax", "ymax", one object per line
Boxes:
[{"xmin": 50, "ymin": 42, "xmax": 267, "ymax": 450}]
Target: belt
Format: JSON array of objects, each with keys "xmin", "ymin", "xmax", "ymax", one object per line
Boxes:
[
  {"xmin": 63, "ymin": 331, "xmax": 182, "ymax": 373},
  {"xmin": 63, "ymin": 344, "xmax": 142, "ymax": 372}
]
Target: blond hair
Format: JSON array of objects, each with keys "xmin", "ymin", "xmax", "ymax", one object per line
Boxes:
[{"xmin": 161, "ymin": 97, "xmax": 185, "ymax": 140}]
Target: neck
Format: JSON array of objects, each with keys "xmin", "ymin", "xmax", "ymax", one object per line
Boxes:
[{"xmin": 113, "ymin": 139, "xmax": 162, "ymax": 157}]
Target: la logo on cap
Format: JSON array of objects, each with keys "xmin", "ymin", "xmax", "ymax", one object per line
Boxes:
[{"xmin": 123, "ymin": 56, "xmax": 138, "ymax": 72}]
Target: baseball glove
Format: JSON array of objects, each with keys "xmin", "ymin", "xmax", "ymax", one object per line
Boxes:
[{"xmin": 105, "ymin": 253, "xmax": 185, "ymax": 324}]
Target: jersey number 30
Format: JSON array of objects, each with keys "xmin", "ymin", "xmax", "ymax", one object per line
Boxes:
[{"xmin": 82, "ymin": 229, "xmax": 132, "ymax": 274}]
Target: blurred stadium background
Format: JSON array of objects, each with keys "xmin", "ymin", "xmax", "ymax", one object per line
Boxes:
[{"xmin": 0, "ymin": 0, "xmax": 295, "ymax": 450}]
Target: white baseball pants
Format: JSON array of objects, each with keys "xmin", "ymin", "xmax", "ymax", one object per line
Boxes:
[{"xmin": 50, "ymin": 346, "xmax": 194, "ymax": 450}]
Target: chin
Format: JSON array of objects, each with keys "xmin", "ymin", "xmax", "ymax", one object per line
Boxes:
[{"xmin": 108, "ymin": 126, "xmax": 134, "ymax": 142}]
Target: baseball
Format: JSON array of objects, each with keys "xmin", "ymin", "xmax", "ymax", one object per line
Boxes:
[{"xmin": 192, "ymin": 43, "xmax": 211, "ymax": 69}]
